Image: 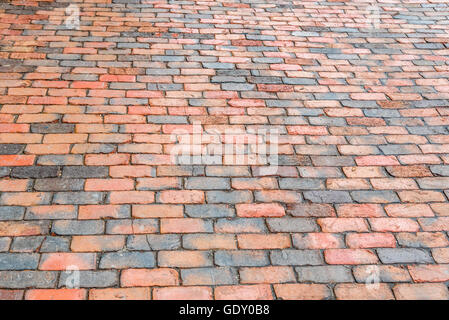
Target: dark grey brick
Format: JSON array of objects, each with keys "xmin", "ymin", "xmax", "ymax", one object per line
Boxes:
[
  {"xmin": 30, "ymin": 124, "xmax": 74, "ymax": 134},
  {"xmin": 0, "ymin": 144, "xmax": 25, "ymax": 155},
  {"xmin": 0, "ymin": 167, "xmax": 10, "ymax": 177},
  {"xmin": 34, "ymin": 179, "xmax": 84, "ymax": 191},
  {"xmin": 62, "ymin": 166, "xmax": 108, "ymax": 178},
  {"xmin": 11, "ymin": 166, "xmax": 59, "ymax": 178}
]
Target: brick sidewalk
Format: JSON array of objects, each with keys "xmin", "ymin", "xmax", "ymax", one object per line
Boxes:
[{"xmin": 0, "ymin": 0, "xmax": 449, "ymax": 300}]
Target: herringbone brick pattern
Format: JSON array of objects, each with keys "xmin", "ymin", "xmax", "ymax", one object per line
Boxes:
[{"xmin": 0, "ymin": 0, "xmax": 448, "ymax": 300}]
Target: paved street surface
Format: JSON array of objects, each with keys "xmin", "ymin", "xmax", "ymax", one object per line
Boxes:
[{"xmin": 0, "ymin": 0, "xmax": 449, "ymax": 300}]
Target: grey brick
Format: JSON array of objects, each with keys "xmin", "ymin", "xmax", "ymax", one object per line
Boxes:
[
  {"xmin": 351, "ymin": 191, "xmax": 399, "ymax": 203},
  {"xmin": 377, "ymin": 248, "xmax": 433, "ymax": 264},
  {"xmin": 0, "ymin": 167, "xmax": 10, "ymax": 177},
  {"xmin": 34, "ymin": 179, "xmax": 84, "ymax": 191},
  {"xmin": 185, "ymin": 177, "xmax": 230, "ymax": 190},
  {"xmin": 59, "ymin": 271, "xmax": 118, "ymax": 288},
  {"xmin": 270, "ymin": 250, "xmax": 323, "ymax": 266},
  {"xmin": 99, "ymin": 252, "xmax": 155, "ymax": 269},
  {"xmin": 430, "ymin": 165, "xmax": 449, "ymax": 176},
  {"xmin": 203, "ymin": 62, "xmax": 234, "ymax": 69},
  {"xmin": 296, "ymin": 266, "xmax": 353, "ymax": 283},
  {"xmin": 0, "ymin": 271, "xmax": 58, "ymax": 288},
  {"xmin": 0, "ymin": 207, "xmax": 25, "ymax": 220},
  {"xmin": 298, "ymin": 167, "xmax": 343, "ymax": 178},
  {"xmin": 304, "ymin": 191, "xmax": 352, "ymax": 203},
  {"xmin": 417, "ymin": 177, "xmax": 449, "ymax": 189},
  {"xmin": 181, "ymin": 267, "xmax": 238, "ymax": 285},
  {"xmin": 186, "ymin": 204, "xmax": 234, "ymax": 218},
  {"xmin": 215, "ymin": 218, "xmax": 267, "ymax": 233},
  {"xmin": 0, "ymin": 144, "xmax": 25, "ymax": 155},
  {"xmin": 248, "ymin": 76, "xmax": 282, "ymax": 84},
  {"xmin": 221, "ymin": 83, "xmax": 255, "ymax": 91},
  {"xmin": 212, "ymin": 76, "xmax": 246, "ymax": 83},
  {"xmin": 282, "ymin": 78, "xmax": 317, "ymax": 85},
  {"xmin": 52, "ymin": 220, "xmax": 104, "ymax": 235},
  {"xmin": 279, "ymin": 178, "xmax": 324, "ymax": 190},
  {"xmin": 30, "ymin": 124, "xmax": 74, "ymax": 134},
  {"xmin": 37, "ymin": 155, "xmax": 84, "ymax": 166},
  {"xmin": 0, "ymin": 238, "xmax": 11, "ymax": 252},
  {"xmin": 215, "ymin": 250, "xmax": 269, "ymax": 267},
  {"xmin": 311, "ymin": 156, "xmax": 355, "ymax": 167},
  {"xmin": 40, "ymin": 236, "xmax": 71, "ymax": 252},
  {"xmin": 278, "ymin": 155, "xmax": 312, "ymax": 166},
  {"xmin": 267, "ymin": 218, "xmax": 319, "ymax": 232},
  {"xmin": 62, "ymin": 166, "xmax": 108, "ymax": 178},
  {"xmin": 106, "ymin": 219, "xmax": 158, "ymax": 234},
  {"xmin": 380, "ymin": 145, "xmax": 420, "ymax": 155},
  {"xmin": 146, "ymin": 116, "xmax": 188, "ymax": 124},
  {"xmin": 206, "ymin": 191, "xmax": 253, "ymax": 203},
  {"xmin": 309, "ymin": 117, "xmax": 346, "ymax": 126},
  {"xmin": 10, "ymin": 237, "xmax": 44, "ymax": 253},
  {"xmin": 127, "ymin": 235, "xmax": 181, "ymax": 251},
  {"xmin": 53, "ymin": 192, "xmax": 104, "ymax": 205},
  {"xmin": 11, "ymin": 166, "xmax": 59, "ymax": 178},
  {"xmin": 0, "ymin": 253, "xmax": 39, "ymax": 270},
  {"xmin": 364, "ymin": 109, "xmax": 400, "ymax": 117}
]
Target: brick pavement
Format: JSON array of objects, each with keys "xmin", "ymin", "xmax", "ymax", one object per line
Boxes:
[{"xmin": 0, "ymin": 0, "xmax": 449, "ymax": 300}]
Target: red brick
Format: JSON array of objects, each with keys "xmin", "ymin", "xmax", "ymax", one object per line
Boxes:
[
  {"xmin": 153, "ymin": 287, "xmax": 212, "ymax": 300},
  {"xmin": 89, "ymin": 288, "xmax": 151, "ymax": 300},
  {"xmin": 274, "ymin": 284, "xmax": 331, "ymax": 300},
  {"xmin": 25, "ymin": 289, "xmax": 86, "ymax": 300},
  {"xmin": 215, "ymin": 285, "xmax": 273, "ymax": 300},
  {"xmin": 121, "ymin": 269, "xmax": 179, "ymax": 287},
  {"xmin": 236, "ymin": 203, "xmax": 285, "ymax": 217}
]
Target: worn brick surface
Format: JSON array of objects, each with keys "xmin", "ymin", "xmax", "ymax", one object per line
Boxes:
[{"xmin": 0, "ymin": 0, "xmax": 448, "ymax": 300}]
